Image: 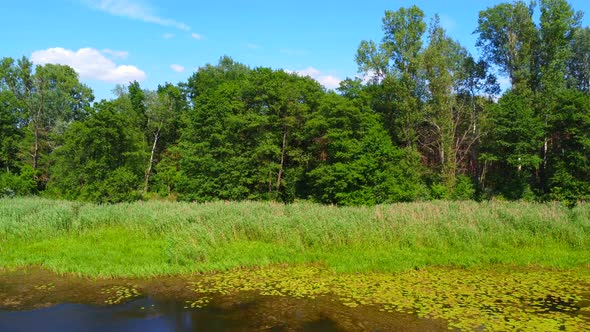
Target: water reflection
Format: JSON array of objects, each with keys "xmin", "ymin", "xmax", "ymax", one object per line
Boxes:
[
  {"xmin": 0, "ymin": 296, "xmax": 350, "ymax": 332},
  {"xmin": 0, "ymin": 268, "xmax": 454, "ymax": 331}
]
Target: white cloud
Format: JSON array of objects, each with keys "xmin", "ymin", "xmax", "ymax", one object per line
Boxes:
[
  {"xmin": 163, "ymin": 33, "xmax": 175, "ymax": 39},
  {"xmin": 31, "ymin": 47, "xmax": 146, "ymax": 83},
  {"xmin": 280, "ymin": 49, "xmax": 309, "ymax": 56},
  {"xmin": 191, "ymin": 32, "xmax": 203, "ymax": 40},
  {"xmin": 102, "ymin": 49, "xmax": 128, "ymax": 59},
  {"xmin": 245, "ymin": 43, "xmax": 260, "ymax": 49},
  {"xmin": 293, "ymin": 67, "xmax": 320, "ymax": 77},
  {"xmin": 83, "ymin": 0, "xmax": 190, "ymax": 30},
  {"xmin": 317, "ymin": 75, "xmax": 342, "ymax": 90},
  {"xmin": 287, "ymin": 66, "xmax": 342, "ymax": 90},
  {"xmin": 170, "ymin": 64, "xmax": 185, "ymax": 73}
]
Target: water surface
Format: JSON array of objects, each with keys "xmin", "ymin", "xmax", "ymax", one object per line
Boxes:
[{"xmin": 0, "ymin": 268, "xmax": 447, "ymax": 332}]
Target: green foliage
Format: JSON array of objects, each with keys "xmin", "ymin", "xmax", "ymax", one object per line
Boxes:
[
  {"xmin": 568, "ymin": 27, "xmax": 590, "ymax": 91},
  {"xmin": 547, "ymin": 90, "xmax": 590, "ymax": 206},
  {"xmin": 2, "ymin": 0, "xmax": 590, "ymax": 206},
  {"xmin": 0, "ymin": 166, "xmax": 36, "ymax": 197},
  {"xmin": 429, "ymin": 182, "xmax": 448, "ymax": 200},
  {"xmin": 0, "ymin": 57, "xmax": 93, "ymax": 190},
  {"xmin": 306, "ymin": 93, "xmax": 426, "ymax": 205},
  {"xmin": 476, "ymin": 1, "xmax": 538, "ymax": 89},
  {"xmin": 48, "ymin": 100, "xmax": 145, "ymax": 203},
  {"xmin": 481, "ymin": 91, "xmax": 544, "ymax": 199},
  {"xmin": 99, "ymin": 167, "xmax": 142, "ymax": 203},
  {"xmin": 177, "ymin": 59, "xmax": 325, "ymax": 202},
  {"xmin": 450, "ymin": 175, "xmax": 476, "ymax": 200},
  {"xmin": 0, "ymin": 67, "xmax": 22, "ymax": 172},
  {"xmin": 127, "ymin": 81, "xmax": 148, "ymax": 130},
  {"xmin": 356, "ymin": 5, "xmax": 426, "ymax": 147},
  {"xmin": 539, "ymin": 0, "xmax": 581, "ymax": 93}
]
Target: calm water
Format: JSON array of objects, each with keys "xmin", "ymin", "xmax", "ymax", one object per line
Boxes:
[
  {"xmin": 0, "ymin": 296, "xmax": 350, "ymax": 332},
  {"xmin": 0, "ymin": 268, "xmax": 446, "ymax": 332}
]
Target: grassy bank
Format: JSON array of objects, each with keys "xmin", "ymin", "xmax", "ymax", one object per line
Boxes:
[{"xmin": 0, "ymin": 197, "xmax": 589, "ymax": 277}]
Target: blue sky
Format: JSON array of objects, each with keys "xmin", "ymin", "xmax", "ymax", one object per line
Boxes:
[{"xmin": 2, "ymin": 0, "xmax": 589, "ymax": 100}]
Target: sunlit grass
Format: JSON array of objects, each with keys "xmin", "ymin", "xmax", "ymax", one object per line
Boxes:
[{"xmin": 0, "ymin": 197, "xmax": 588, "ymax": 277}]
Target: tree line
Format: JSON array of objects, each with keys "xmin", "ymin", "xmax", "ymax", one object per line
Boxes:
[{"xmin": 1, "ymin": 0, "xmax": 589, "ymax": 206}]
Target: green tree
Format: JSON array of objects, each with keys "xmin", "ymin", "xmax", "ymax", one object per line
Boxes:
[
  {"xmin": 305, "ymin": 93, "xmax": 425, "ymax": 205},
  {"xmin": 476, "ymin": 1, "xmax": 538, "ymax": 91},
  {"xmin": 127, "ymin": 81, "xmax": 148, "ymax": 130},
  {"xmin": 421, "ymin": 16, "xmax": 471, "ymax": 192},
  {"xmin": 476, "ymin": 0, "xmax": 585, "ymax": 199},
  {"xmin": 142, "ymin": 84, "xmax": 183, "ymax": 194},
  {"xmin": 539, "ymin": 0, "xmax": 581, "ymax": 93},
  {"xmin": 480, "ymin": 90, "xmax": 544, "ymax": 199},
  {"xmin": 567, "ymin": 27, "xmax": 590, "ymax": 91},
  {"xmin": 176, "ymin": 58, "xmax": 253, "ymax": 201},
  {"xmin": 0, "ymin": 57, "xmax": 93, "ymax": 188},
  {"xmin": 178, "ymin": 59, "xmax": 323, "ymax": 202},
  {"xmin": 0, "ymin": 59, "xmax": 22, "ymax": 173},
  {"xmin": 546, "ymin": 90, "xmax": 590, "ymax": 205},
  {"xmin": 49, "ymin": 100, "xmax": 145, "ymax": 203},
  {"xmin": 356, "ymin": 5, "xmax": 426, "ymax": 147},
  {"xmin": 246, "ymin": 68, "xmax": 323, "ymax": 201}
]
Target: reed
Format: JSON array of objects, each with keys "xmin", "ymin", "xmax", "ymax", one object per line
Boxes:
[{"xmin": 0, "ymin": 197, "xmax": 588, "ymax": 277}]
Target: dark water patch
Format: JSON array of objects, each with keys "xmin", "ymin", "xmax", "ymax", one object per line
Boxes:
[
  {"xmin": 0, "ymin": 297, "xmax": 250, "ymax": 332},
  {"xmin": 301, "ymin": 317, "xmax": 344, "ymax": 332},
  {"xmin": 532, "ymin": 295, "xmax": 581, "ymax": 314},
  {"xmin": 0, "ymin": 296, "xmax": 440, "ymax": 332}
]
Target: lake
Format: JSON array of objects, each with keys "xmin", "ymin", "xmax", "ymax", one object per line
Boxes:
[{"xmin": 0, "ymin": 266, "xmax": 588, "ymax": 331}]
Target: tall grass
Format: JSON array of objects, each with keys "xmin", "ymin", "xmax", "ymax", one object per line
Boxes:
[{"xmin": 0, "ymin": 197, "xmax": 588, "ymax": 277}]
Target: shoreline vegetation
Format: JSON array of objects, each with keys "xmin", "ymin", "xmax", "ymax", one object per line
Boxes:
[
  {"xmin": 3, "ymin": 3, "xmax": 590, "ymax": 209},
  {"xmin": 1, "ymin": 197, "xmax": 588, "ymax": 278}
]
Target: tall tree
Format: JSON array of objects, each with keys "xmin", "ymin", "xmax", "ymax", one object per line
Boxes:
[
  {"xmin": 480, "ymin": 90, "xmax": 545, "ymax": 199},
  {"xmin": 567, "ymin": 27, "xmax": 590, "ymax": 91},
  {"xmin": 537, "ymin": 0, "xmax": 581, "ymax": 194},
  {"xmin": 546, "ymin": 90, "xmax": 590, "ymax": 205},
  {"xmin": 142, "ymin": 84, "xmax": 183, "ymax": 194},
  {"xmin": 49, "ymin": 99, "xmax": 145, "ymax": 203},
  {"xmin": 476, "ymin": 1, "xmax": 538, "ymax": 91},
  {"xmin": 539, "ymin": 0, "xmax": 581, "ymax": 93},
  {"xmin": 177, "ymin": 58, "xmax": 253, "ymax": 201},
  {"xmin": 456, "ymin": 56, "xmax": 500, "ymax": 193},
  {"xmin": 0, "ymin": 59, "xmax": 23, "ymax": 173},
  {"xmin": 356, "ymin": 5, "xmax": 426, "ymax": 147},
  {"xmin": 127, "ymin": 81, "xmax": 148, "ymax": 131},
  {"xmin": 421, "ymin": 16, "xmax": 472, "ymax": 192},
  {"xmin": 305, "ymin": 92, "xmax": 425, "ymax": 205},
  {"xmin": 0, "ymin": 57, "xmax": 93, "ymax": 188}
]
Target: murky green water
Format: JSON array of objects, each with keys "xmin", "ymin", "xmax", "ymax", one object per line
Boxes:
[
  {"xmin": 0, "ymin": 266, "xmax": 588, "ymax": 331},
  {"xmin": 0, "ymin": 268, "xmax": 446, "ymax": 331}
]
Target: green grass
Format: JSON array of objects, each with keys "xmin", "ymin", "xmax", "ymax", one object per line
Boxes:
[{"xmin": 0, "ymin": 197, "xmax": 589, "ymax": 277}]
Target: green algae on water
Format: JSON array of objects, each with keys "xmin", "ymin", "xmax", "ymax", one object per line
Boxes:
[
  {"xmin": 101, "ymin": 285, "xmax": 141, "ymax": 305},
  {"xmin": 185, "ymin": 266, "xmax": 590, "ymax": 331}
]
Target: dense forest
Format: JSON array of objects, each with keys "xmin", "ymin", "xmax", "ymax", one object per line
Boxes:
[{"xmin": 1, "ymin": 0, "xmax": 589, "ymax": 206}]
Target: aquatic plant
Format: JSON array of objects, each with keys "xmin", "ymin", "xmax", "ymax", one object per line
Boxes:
[
  {"xmin": 185, "ymin": 266, "xmax": 590, "ymax": 331},
  {"xmin": 101, "ymin": 285, "xmax": 141, "ymax": 305}
]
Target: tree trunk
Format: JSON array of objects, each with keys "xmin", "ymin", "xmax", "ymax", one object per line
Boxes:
[
  {"xmin": 275, "ymin": 126, "xmax": 288, "ymax": 196},
  {"xmin": 541, "ymin": 136, "xmax": 549, "ymax": 192},
  {"xmin": 143, "ymin": 128, "xmax": 160, "ymax": 194},
  {"xmin": 31, "ymin": 87, "xmax": 45, "ymax": 174},
  {"xmin": 33, "ymin": 125, "xmax": 39, "ymax": 171}
]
